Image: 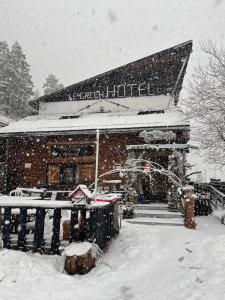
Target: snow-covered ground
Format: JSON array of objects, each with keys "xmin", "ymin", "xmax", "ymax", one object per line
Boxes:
[{"xmin": 0, "ymin": 216, "xmax": 225, "ymax": 300}]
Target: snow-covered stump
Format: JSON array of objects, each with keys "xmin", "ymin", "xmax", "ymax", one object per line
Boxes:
[
  {"xmin": 64, "ymin": 242, "xmax": 96, "ymax": 275},
  {"xmin": 183, "ymin": 186, "xmax": 196, "ymax": 229}
]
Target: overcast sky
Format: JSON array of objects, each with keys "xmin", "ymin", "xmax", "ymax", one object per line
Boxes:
[{"xmin": 0, "ymin": 0, "xmax": 225, "ymax": 93}]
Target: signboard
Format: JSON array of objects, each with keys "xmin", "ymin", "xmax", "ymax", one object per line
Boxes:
[{"xmin": 68, "ymin": 82, "xmax": 156, "ymax": 101}]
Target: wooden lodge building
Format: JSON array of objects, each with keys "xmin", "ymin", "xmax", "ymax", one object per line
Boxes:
[{"xmin": 0, "ymin": 41, "xmax": 193, "ymax": 201}]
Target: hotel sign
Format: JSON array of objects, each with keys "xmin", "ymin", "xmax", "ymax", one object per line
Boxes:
[
  {"xmin": 68, "ymin": 82, "xmax": 157, "ymax": 101},
  {"xmin": 41, "ymin": 41, "xmax": 192, "ymax": 103}
]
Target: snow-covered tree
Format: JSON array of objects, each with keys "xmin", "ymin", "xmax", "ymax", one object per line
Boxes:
[
  {"xmin": 0, "ymin": 41, "xmax": 12, "ymax": 114},
  {"xmin": 9, "ymin": 41, "xmax": 34, "ymax": 118},
  {"xmin": 185, "ymin": 41, "xmax": 225, "ymax": 166},
  {"xmin": 28, "ymin": 89, "xmax": 40, "ymax": 115},
  {"xmin": 43, "ymin": 74, "xmax": 64, "ymax": 95},
  {"xmin": 0, "ymin": 41, "xmax": 34, "ymax": 119}
]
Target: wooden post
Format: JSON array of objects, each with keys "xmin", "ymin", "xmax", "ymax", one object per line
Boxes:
[
  {"xmin": 103, "ymin": 207, "xmax": 107, "ymax": 245},
  {"xmin": 69, "ymin": 208, "xmax": 78, "ymax": 243},
  {"xmin": 2, "ymin": 207, "xmax": 11, "ymax": 249},
  {"xmin": 110, "ymin": 204, "xmax": 114, "ymax": 236},
  {"xmin": 33, "ymin": 208, "xmax": 46, "ymax": 252},
  {"xmin": 222, "ymin": 196, "xmax": 225, "ymax": 225},
  {"xmin": 94, "ymin": 129, "xmax": 100, "ymax": 196},
  {"xmin": 88, "ymin": 208, "xmax": 98, "ymax": 243},
  {"xmin": 97, "ymin": 208, "xmax": 105, "ymax": 249},
  {"xmin": 17, "ymin": 208, "xmax": 28, "ymax": 251},
  {"xmin": 95, "ymin": 208, "xmax": 102, "ymax": 248},
  {"xmin": 51, "ymin": 208, "xmax": 61, "ymax": 254},
  {"xmin": 79, "ymin": 209, "xmax": 87, "ymax": 242}
]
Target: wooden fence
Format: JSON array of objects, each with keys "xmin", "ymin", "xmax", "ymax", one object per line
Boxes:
[{"xmin": 0, "ymin": 197, "xmax": 116, "ymax": 254}]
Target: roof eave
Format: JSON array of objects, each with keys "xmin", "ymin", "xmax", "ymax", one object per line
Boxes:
[{"xmin": 0, "ymin": 124, "xmax": 190, "ymax": 138}]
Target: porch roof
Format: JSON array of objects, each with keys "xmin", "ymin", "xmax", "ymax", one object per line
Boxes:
[
  {"xmin": 126, "ymin": 143, "xmax": 197, "ymax": 151},
  {"xmin": 0, "ymin": 107, "xmax": 189, "ymax": 137}
]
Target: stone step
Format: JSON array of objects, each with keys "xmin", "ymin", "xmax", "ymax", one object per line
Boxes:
[
  {"xmin": 134, "ymin": 205, "xmax": 169, "ymax": 211},
  {"xmin": 134, "ymin": 211, "xmax": 183, "ymax": 219},
  {"xmin": 134, "ymin": 209, "xmax": 181, "ymax": 215},
  {"xmin": 126, "ymin": 216, "xmax": 184, "ymax": 227},
  {"xmin": 127, "ymin": 220, "xmax": 184, "ymax": 227}
]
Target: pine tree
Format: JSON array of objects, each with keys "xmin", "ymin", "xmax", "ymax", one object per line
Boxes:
[
  {"xmin": 28, "ymin": 89, "xmax": 40, "ymax": 113},
  {"xmin": 43, "ymin": 74, "xmax": 64, "ymax": 95},
  {"xmin": 0, "ymin": 41, "xmax": 34, "ymax": 119},
  {"xmin": 0, "ymin": 41, "xmax": 11, "ymax": 115},
  {"xmin": 9, "ymin": 41, "xmax": 34, "ymax": 119}
]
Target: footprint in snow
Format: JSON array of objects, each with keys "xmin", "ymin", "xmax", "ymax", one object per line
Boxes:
[
  {"xmin": 0, "ymin": 271, "xmax": 6, "ymax": 282},
  {"xmin": 120, "ymin": 286, "xmax": 134, "ymax": 300},
  {"xmin": 185, "ymin": 248, "xmax": 193, "ymax": 253},
  {"xmin": 178, "ymin": 256, "xmax": 185, "ymax": 262},
  {"xmin": 196, "ymin": 276, "xmax": 204, "ymax": 283}
]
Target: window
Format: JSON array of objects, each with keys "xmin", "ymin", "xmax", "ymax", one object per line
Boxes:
[
  {"xmin": 59, "ymin": 115, "xmax": 80, "ymax": 119},
  {"xmin": 60, "ymin": 164, "xmax": 77, "ymax": 184},
  {"xmin": 47, "ymin": 163, "xmax": 78, "ymax": 186},
  {"xmin": 48, "ymin": 164, "xmax": 60, "ymax": 184}
]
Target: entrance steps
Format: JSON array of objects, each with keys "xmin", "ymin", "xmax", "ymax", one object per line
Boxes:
[
  {"xmin": 126, "ymin": 203, "xmax": 184, "ymax": 227},
  {"xmin": 134, "ymin": 203, "xmax": 169, "ymax": 211}
]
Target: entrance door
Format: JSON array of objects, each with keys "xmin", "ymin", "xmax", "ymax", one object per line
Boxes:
[
  {"xmin": 60, "ymin": 164, "xmax": 77, "ymax": 185},
  {"xmin": 143, "ymin": 174, "xmax": 168, "ymax": 202}
]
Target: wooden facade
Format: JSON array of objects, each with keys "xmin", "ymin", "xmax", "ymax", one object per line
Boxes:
[
  {"xmin": 0, "ymin": 41, "xmax": 193, "ymax": 200},
  {"xmin": 5, "ymin": 128, "xmax": 189, "ymax": 197}
]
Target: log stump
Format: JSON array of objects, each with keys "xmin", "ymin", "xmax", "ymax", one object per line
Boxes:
[{"xmin": 64, "ymin": 242, "xmax": 96, "ymax": 275}]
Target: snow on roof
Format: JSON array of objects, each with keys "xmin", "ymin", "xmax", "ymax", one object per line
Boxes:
[
  {"xmin": 69, "ymin": 184, "xmax": 93, "ymax": 199},
  {"xmin": 126, "ymin": 144, "xmax": 192, "ymax": 150},
  {"xmin": 0, "ymin": 107, "xmax": 189, "ymax": 136}
]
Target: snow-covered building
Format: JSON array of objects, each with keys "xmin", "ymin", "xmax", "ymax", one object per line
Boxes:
[{"xmin": 0, "ymin": 41, "xmax": 192, "ymax": 200}]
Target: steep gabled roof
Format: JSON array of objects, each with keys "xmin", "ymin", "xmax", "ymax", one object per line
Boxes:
[{"xmin": 38, "ymin": 40, "xmax": 192, "ymax": 105}]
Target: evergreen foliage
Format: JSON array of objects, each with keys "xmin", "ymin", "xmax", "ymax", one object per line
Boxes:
[
  {"xmin": 0, "ymin": 40, "xmax": 34, "ymax": 119},
  {"xmin": 43, "ymin": 74, "xmax": 64, "ymax": 95},
  {"xmin": 0, "ymin": 41, "xmax": 12, "ymax": 115}
]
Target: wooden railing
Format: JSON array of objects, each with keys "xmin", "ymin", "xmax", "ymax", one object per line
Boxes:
[
  {"xmin": 210, "ymin": 181, "xmax": 225, "ymax": 194},
  {"xmin": 209, "ymin": 186, "xmax": 225, "ymax": 224},
  {"xmin": 0, "ymin": 197, "xmax": 117, "ymax": 254},
  {"xmin": 194, "ymin": 183, "xmax": 225, "ymax": 224}
]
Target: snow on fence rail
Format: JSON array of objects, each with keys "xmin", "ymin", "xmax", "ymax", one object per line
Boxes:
[{"xmin": 0, "ymin": 197, "xmax": 116, "ymax": 254}]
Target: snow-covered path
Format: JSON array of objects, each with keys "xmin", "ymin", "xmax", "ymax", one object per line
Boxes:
[{"xmin": 0, "ymin": 216, "xmax": 225, "ymax": 300}]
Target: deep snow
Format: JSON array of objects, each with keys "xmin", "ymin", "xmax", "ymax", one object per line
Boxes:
[{"xmin": 0, "ymin": 216, "xmax": 225, "ymax": 300}]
